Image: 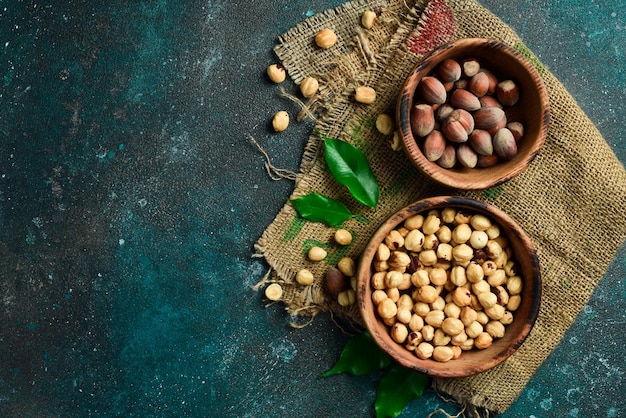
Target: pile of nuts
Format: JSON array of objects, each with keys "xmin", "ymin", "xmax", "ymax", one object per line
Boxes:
[
  {"xmin": 266, "ymin": 11, "xmax": 381, "ymax": 134},
  {"xmin": 411, "ymin": 57, "xmax": 525, "ymax": 169},
  {"xmin": 369, "ymin": 207, "xmax": 523, "ymax": 362}
]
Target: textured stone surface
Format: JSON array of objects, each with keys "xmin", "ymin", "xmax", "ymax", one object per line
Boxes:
[{"xmin": 0, "ymin": 0, "xmax": 623, "ymax": 416}]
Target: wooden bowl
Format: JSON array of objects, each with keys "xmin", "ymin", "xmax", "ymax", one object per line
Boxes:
[
  {"xmin": 357, "ymin": 196, "xmax": 542, "ymax": 377},
  {"xmin": 397, "ymin": 38, "xmax": 550, "ymax": 190}
]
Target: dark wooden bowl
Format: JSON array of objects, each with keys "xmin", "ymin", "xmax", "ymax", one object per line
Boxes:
[
  {"xmin": 357, "ymin": 196, "xmax": 542, "ymax": 377},
  {"xmin": 397, "ymin": 38, "xmax": 550, "ymax": 190}
]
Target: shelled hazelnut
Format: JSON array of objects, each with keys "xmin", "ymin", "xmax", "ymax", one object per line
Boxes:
[{"xmin": 369, "ymin": 207, "xmax": 523, "ymax": 362}]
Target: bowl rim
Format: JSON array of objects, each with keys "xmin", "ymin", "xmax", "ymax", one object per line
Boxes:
[
  {"xmin": 397, "ymin": 38, "xmax": 550, "ymax": 190},
  {"xmin": 357, "ymin": 196, "xmax": 542, "ymax": 377}
]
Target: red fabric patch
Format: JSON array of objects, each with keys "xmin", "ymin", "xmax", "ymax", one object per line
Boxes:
[{"xmin": 407, "ymin": 0, "xmax": 456, "ymax": 55}]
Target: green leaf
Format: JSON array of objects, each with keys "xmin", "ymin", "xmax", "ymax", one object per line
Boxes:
[
  {"xmin": 323, "ymin": 136, "xmax": 380, "ymax": 207},
  {"xmin": 374, "ymin": 365, "xmax": 429, "ymax": 418},
  {"xmin": 318, "ymin": 332, "xmax": 392, "ymax": 378},
  {"xmin": 290, "ymin": 192, "xmax": 353, "ymax": 226}
]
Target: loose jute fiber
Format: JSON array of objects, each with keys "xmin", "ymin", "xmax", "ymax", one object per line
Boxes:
[{"xmin": 254, "ymin": 0, "xmax": 626, "ymax": 413}]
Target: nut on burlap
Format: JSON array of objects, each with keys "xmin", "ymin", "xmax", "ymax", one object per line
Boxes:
[{"xmin": 254, "ymin": 0, "xmax": 626, "ymax": 414}]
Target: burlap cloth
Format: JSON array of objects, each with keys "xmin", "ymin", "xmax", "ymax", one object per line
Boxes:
[{"xmin": 254, "ymin": 0, "xmax": 626, "ymax": 414}]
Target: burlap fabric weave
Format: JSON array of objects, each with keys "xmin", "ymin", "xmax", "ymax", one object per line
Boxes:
[{"xmin": 254, "ymin": 0, "xmax": 626, "ymax": 413}]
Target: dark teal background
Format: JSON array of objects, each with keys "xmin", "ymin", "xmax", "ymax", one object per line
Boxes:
[{"xmin": 0, "ymin": 1, "xmax": 624, "ymax": 417}]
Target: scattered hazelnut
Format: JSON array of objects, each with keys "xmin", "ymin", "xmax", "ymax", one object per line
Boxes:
[
  {"xmin": 334, "ymin": 229, "xmax": 353, "ymax": 245},
  {"xmin": 308, "ymin": 246, "xmax": 327, "ymax": 261},
  {"xmin": 375, "ymin": 113, "xmax": 395, "ymax": 135},
  {"xmin": 264, "ymin": 283, "xmax": 283, "ymax": 301},
  {"xmin": 337, "ymin": 257, "xmax": 356, "ymax": 277},
  {"xmin": 354, "ymin": 86, "xmax": 376, "ymax": 104},
  {"xmin": 295, "ymin": 269, "xmax": 314, "ymax": 285},
  {"xmin": 337, "ymin": 289, "xmax": 356, "ymax": 306},
  {"xmin": 272, "ymin": 111, "xmax": 289, "ymax": 132},
  {"xmin": 361, "ymin": 10, "xmax": 377, "ymax": 29},
  {"xmin": 315, "ymin": 28, "xmax": 337, "ymax": 49},
  {"xmin": 266, "ymin": 63, "xmax": 286, "ymax": 83},
  {"xmin": 300, "ymin": 77, "xmax": 319, "ymax": 98}
]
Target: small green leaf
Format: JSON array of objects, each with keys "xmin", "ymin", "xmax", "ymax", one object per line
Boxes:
[
  {"xmin": 375, "ymin": 365, "xmax": 429, "ymax": 418},
  {"xmin": 290, "ymin": 192, "xmax": 353, "ymax": 226},
  {"xmin": 319, "ymin": 332, "xmax": 392, "ymax": 378},
  {"xmin": 323, "ymin": 136, "xmax": 380, "ymax": 207}
]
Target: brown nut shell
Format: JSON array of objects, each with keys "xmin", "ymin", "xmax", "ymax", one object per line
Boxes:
[
  {"xmin": 420, "ymin": 76, "xmax": 447, "ymax": 104},
  {"xmin": 493, "ymin": 128, "xmax": 518, "ymax": 160},
  {"xmin": 422, "ymin": 130, "xmax": 446, "ymax": 161},
  {"xmin": 473, "ymin": 107, "xmax": 506, "ymax": 131},
  {"xmin": 450, "ymin": 89, "xmax": 481, "ymax": 112},
  {"xmin": 469, "ymin": 129, "xmax": 493, "ymax": 156},
  {"xmin": 411, "ymin": 104, "xmax": 435, "ymax": 137}
]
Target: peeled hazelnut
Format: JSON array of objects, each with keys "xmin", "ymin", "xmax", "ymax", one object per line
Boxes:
[
  {"xmin": 478, "ymin": 290, "xmax": 498, "ymax": 309},
  {"xmin": 411, "ymin": 104, "xmax": 435, "ymax": 137},
  {"xmin": 377, "ymin": 298, "xmax": 397, "ymax": 319},
  {"xmin": 334, "ymin": 229, "xmax": 353, "ymax": 246},
  {"xmin": 266, "ymin": 63, "xmax": 286, "ymax": 83},
  {"xmin": 272, "ymin": 111, "xmax": 290, "ymax": 132},
  {"xmin": 486, "ymin": 320, "xmax": 506, "ymax": 338},
  {"xmin": 337, "ymin": 257, "xmax": 356, "ymax": 277},
  {"xmin": 361, "ymin": 10, "xmax": 377, "ymax": 29},
  {"xmin": 354, "ymin": 86, "xmax": 376, "ymax": 104},
  {"xmin": 442, "ymin": 317, "xmax": 465, "ymax": 336},
  {"xmin": 468, "ymin": 71, "xmax": 490, "ymax": 97},
  {"xmin": 438, "ymin": 58, "xmax": 462, "ymax": 82},
  {"xmin": 325, "ymin": 267, "xmax": 347, "ymax": 295},
  {"xmin": 442, "ymin": 109, "xmax": 474, "ymax": 143},
  {"xmin": 419, "ymin": 76, "xmax": 447, "ymax": 104},
  {"xmin": 264, "ymin": 283, "xmax": 283, "ymax": 301},
  {"xmin": 474, "ymin": 107, "xmax": 506, "ymax": 131},
  {"xmin": 469, "ymin": 129, "xmax": 493, "ymax": 156},
  {"xmin": 496, "ymin": 80, "xmax": 520, "ymax": 106},
  {"xmin": 461, "ymin": 58, "xmax": 481, "ymax": 77},
  {"xmin": 474, "ymin": 332, "xmax": 493, "ymax": 349},
  {"xmin": 415, "ymin": 342, "xmax": 434, "ymax": 359},
  {"xmin": 422, "ymin": 130, "xmax": 446, "ymax": 161},
  {"xmin": 404, "ymin": 229, "xmax": 425, "ymax": 252},
  {"xmin": 452, "ymin": 286, "xmax": 472, "ymax": 306},
  {"xmin": 493, "ymin": 128, "xmax": 518, "ymax": 160},
  {"xmin": 300, "ymin": 77, "xmax": 319, "ymax": 98},
  {"xmin": 337, "ymin": 289, "xmax": 356, "ymax": 306},
  {"xmin": 315, "ymin": 28, "xmax": 337, "ymax": 49},
  {"xmin": 385, "ymin": 230, "xmax": 404, "ymax": 250},
  {"xmin": 457, "ymin": 144, "xmax": 478, "ymax": 168},
  {"xmin": 384, "ymin": 270, "xmax": 404, "ymax": 288},
  {"xmin": 376, "ymin": 113, "xmax": 395, "ymax": 135},
  {"xmin": 308, "ymin": 246, "xmax": 327, "ymax": 261},
  {"xmin": 450, "ymin": 89, "xmax": 481, "ymax": 112},
  {"xmin": 295, "ymin": 269, "xmax": 314, "ymax": 285},
  {"xmin": 391, "ymin": 323, "xmax": 409, "ymax": 344},
  {"xmin": 390, "ymin": 130, "xmax": 403, "ymax": 151}
]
